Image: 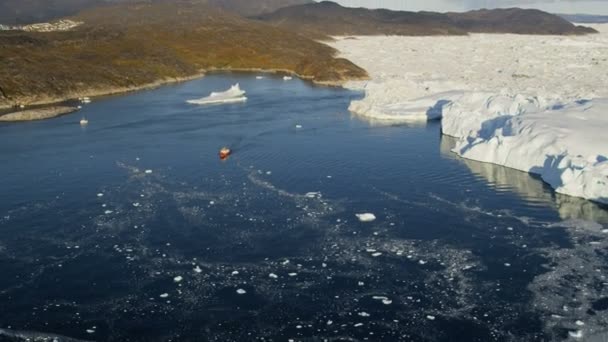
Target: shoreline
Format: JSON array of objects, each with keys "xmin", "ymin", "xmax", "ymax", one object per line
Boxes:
[
  {"xmin": 0, "ymin": 106, "xmax": 79, "ymax": 122},
  {"xmin": 0, "ymin": 68, "xmax": 363, "ymax": 113}
]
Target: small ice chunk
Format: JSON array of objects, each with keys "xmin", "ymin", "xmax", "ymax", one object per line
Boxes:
[
  {"xmin": 256, "ymin": 76, "xmax": 264, "ymax": 79},
  {"xmin": 145, "ymin": 170, "xmax": 153, "ymax": 174},
  {"xmin": 173, "ymin": 276, "xmax": 183, "ymax": 283},
  {"xmin": 601, "ymin": 229, "xmax": 608, "ymax": 233},
  {"xmin": 569, "ymin": 330, "xmax": 583, "ymax": 339},
  {"xmin": 504, "ymin": 263, "xmax": 511, "ymax": 267},
  {"xmin": 418, "ymin": 260, "xmax": 427, "ymax": 265},
  {"xmin": 575, "ymin": 320, "xmax": 585, "ymax": 326},
  {"xmin": 356, "ymin": 213, "xmax": 376, "ymax": 222},
  {"xmin": 382, "ymin": 299, "xmax": 393, "ymax": 305},
  {"xmin": 160, "ymin": 293, "xmax": 169, "ymax": 298},
  {"xmin": 231, "ymin": 271, "xmax": 239, "ymax": 275},
  {"xmin": 283, "ymin": 76, "xmax": 293, "ymax": 81},
  {"xmin": 193, "ymin": 266, "xmax": 202, "ymax": 273},
  {"xmin": 295, "ymin": 124, "xmax": 303, "ymax": 129},
  {"xmin": 305, "ymin": 192, "xmax": 321, "ymax": 198},
  {"xmin": 426, "ymin": 315, "xmax": 436, "ymax": 321},
  {"xmin": 97, "ymin": 193, "xmax": 104, "ymax": 197},
  {"xmin": 371, "ymin": 252, "xmax": 382, "ymax": 257},
  {"xmin": 288, "ymin": 273, "xmax": 298, "ymax": 277},
  {"xmin": 354, "ymin": 323, "xmax": 363, "ymax": 327},
  {"xmin": 327, "ymin": 320, "xmax": 333, "ymax": 325},
  {"xmin": 86, "ymin": 329, "xmax": 95, "ymax": 334},
  {"xmin": 104, "ymin": 210, "xmax": 113, "ymax": 215},
  {"xmin": 358, "ymin": 281, "xmax": 365, "ymax": 286},
  {"xmin": 236, "ymin": 288, "xmax": 247, "ymax": 295},
  {"xmin": 269, "ymin": 273, "xmax": 278, "ymax": 279},
  {"xmin": 133, "ymin": 203, "xmax": 140, "ymax": 207},
  {"xmin": 358, "ymin": 312, "xmax": 370, "ymax": 317}
]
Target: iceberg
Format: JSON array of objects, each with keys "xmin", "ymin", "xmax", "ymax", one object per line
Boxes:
[
  {"xmin": 443, "ymin": 95, "xmax": 608, "ymax": 204},
  {"xmin": 330, "ymin": 24, "xmax": 608, "ymax": 204},
  {"xmin": 186, "ymin": 84, "xmax": 247, "ymax": 105}
]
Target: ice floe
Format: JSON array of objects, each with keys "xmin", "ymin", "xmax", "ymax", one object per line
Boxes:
[
  {"xmin": 356, "ymin": 213, "xmax": 376, "ymax": 222},
  {"xmin": 186, "ymin": 84, "xmax": 247, "ymax": 105}
]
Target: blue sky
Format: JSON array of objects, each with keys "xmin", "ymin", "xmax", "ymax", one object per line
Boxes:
[{"xmin": 331, "ymin": 0, "xmax": 608, "ymax": 14}]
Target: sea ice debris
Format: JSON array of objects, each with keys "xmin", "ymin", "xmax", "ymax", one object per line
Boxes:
[{"xmin": 356, "ymin": 213, "xmax": 376, "ymax": 222}]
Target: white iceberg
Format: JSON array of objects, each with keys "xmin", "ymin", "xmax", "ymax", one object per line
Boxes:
[
  {"xmin": 330, "ymin": 25, "xmax": 608, "ymax": 204},
  {"xmin": 186, "ymin": 84, "xmax": 247, "ymax": 105},
  {"xmin": 443, "ymin": 95, "xmax": 608, "ymax": 204}
]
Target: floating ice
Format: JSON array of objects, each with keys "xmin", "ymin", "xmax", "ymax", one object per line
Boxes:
[
  {"xmin": 371, "ymin": 252, "xmax": 382, "ymax": 257},
  {"xmin": 426, "ymin": 315, "xmax": 436, "ymax": 321},
  {"xmin": 256, "ymin": 76, "xmax": 264, "ymax": 79},
  {"xmin": 305, "ymin": 192, "xmax": 321, "ymax": 199},
  {"xmin": 186, "ymin": 84, "xmax": 247, "ymax": 105},
  {"xmin": 295, "ymin": 124, "xmax": 303, "ymax": 129},
  {"xmin": 173, "ymin": 276, "xmax": 183, "ymax": 283},
  {"xmin": 330, "ymin": 28, "xmax": 608, "ymax": 203},
  {"xmin": 104, "ymin": 210, "xmax": 113, "ymax": 215},
  {"xmin": 145, "ymin": 170, "xmax": 153, "ymax": 174},
  {"xmin": 356, "ymin": 213, "xmax": 376, "ymax": 222},
  {"xmin": 283, "ymin": 76, "xmax": 293, "ymax": 81},
  {"xmin": 443, "ymin": 95, "xmax": 608, "ymax": 204},
  {"xmin": 358, "ymin": 312, "xmax": 370, "ymax": 317},
  {"xmin": 133, "ymin": 203, "xmax": 140, "ymax": 207},
  {"xmin": 193, "ymin": 266, "xmax": 202, "ymax": 273},
  {"xmin": 269, "ymin": 273, "xmax": 278, "ymax": 279},
  {"xmin": 160, "ymin": 293, "xmax": 169, "ymax": 298},
  {"xmin": 236, "ymin": 288, "xmax": 246, "ymax": 295},
  {"xmin": 96, "ymin": 193, "xmax": 103, "ymax": 197},
  {"xmin": 569, "ymin": 330, "xmax": 583, "ymax": 339}
]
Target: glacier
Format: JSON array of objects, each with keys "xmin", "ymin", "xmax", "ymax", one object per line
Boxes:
[{"xmin": 331, "ymin": 25, "xmax": 608, "ymax": 204}]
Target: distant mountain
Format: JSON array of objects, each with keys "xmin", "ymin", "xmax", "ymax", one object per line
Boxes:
[
  {"xmin": 0, "ymin": 2, "xmax": 366, "ymax": 107},
  {"xmin": 256, "ymin": 1, "xmax": 597, "ymax": 38},
  {"xmin": 207, "ymin": 0, "xmax": 313, "ymax": 17},
  {"xmin": 0, "ymin": 0, "xmax": 313, "ymax": 24},
  {"xmin": 559, "ymin": 14, "xmax": 608, "ymax": 24},
  {"xmin": 448, "ymin": 8, "xmax": 597, "ymax": 34}
]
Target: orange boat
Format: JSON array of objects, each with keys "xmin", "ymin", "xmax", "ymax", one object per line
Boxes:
[{"xmin": 219, "ymin": 147, "xmax": 231, "ymax": 160}]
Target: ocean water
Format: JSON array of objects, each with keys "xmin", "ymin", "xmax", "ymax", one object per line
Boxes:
[{"xmin": 0, "ymin": 74, "xmax": 607, "ymax": 342}]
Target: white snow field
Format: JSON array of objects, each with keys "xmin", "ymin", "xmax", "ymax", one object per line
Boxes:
[
  {"xmin": 331, "ymin": 25, "xmax": 608, "ymax": 204},
  {"xmin": 187, "ymin": 84, "xmax": 247, "ymax": 105}
]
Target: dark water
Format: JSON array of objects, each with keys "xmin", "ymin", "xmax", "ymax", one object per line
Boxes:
[{"xmin": 0, "ymin": 74, "xmax": 607, "ymax": 342}]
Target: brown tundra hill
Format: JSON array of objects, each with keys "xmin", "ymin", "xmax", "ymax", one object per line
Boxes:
[{"xmin": 0, "ymin": 1, "xmax": 366, "ymax": 108}]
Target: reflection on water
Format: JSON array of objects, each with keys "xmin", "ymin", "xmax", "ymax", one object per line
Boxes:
[{"xmin": 440, "ymin": 135, "xmax": 608, "ymax": 225}]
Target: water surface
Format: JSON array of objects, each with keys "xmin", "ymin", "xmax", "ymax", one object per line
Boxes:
[{"xmin": 0, "ymin": 74, "xmax": 607, "ymax": 341}]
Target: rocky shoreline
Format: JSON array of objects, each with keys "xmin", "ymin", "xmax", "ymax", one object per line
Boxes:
[{"xmin": 0, "ymin": 106, "xmax": 79, "ymax": 122}]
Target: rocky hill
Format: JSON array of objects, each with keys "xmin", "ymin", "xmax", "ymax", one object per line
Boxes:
[
  {"xmin": 256, "ymin": 1, "xmax": 597, "ymax": 38},
  {"xmin": 0, "ymin": 2, "xmax": 366, "ymax": 108}
]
